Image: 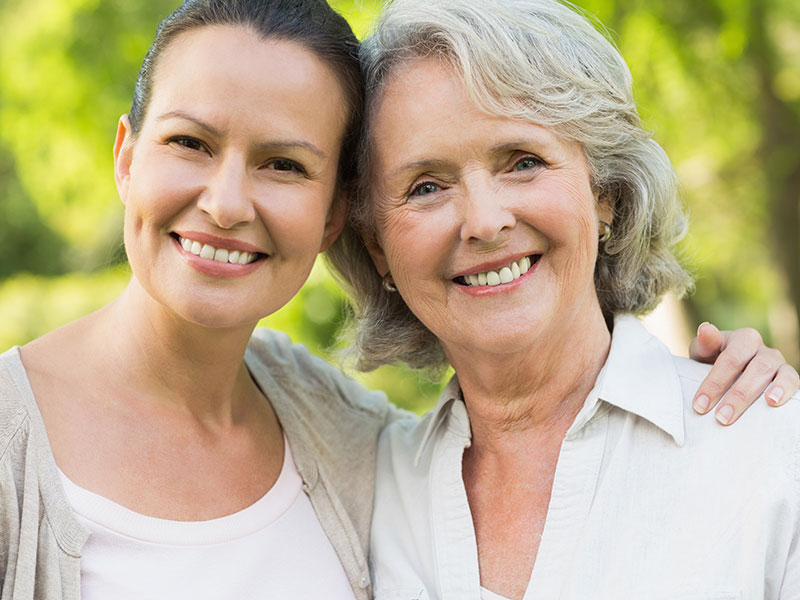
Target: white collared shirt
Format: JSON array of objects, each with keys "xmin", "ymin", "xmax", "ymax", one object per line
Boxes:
[{"xmin": 370, "ymin": 316, "xmax": 800, "ymax": 600}]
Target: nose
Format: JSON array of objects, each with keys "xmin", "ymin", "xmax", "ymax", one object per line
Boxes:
[
  {"xmin": 196, "ymin": 155, "xmax": 256, "ymax": 229},
  {"xmin": 459, "ymin": 175, "xmax": 516, "ymax": 242}
]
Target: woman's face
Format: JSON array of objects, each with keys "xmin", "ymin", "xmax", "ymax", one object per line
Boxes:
[
  {"xmin": 367, "ymin": 59, "xmax": 612, "ymax": 357},
  {"xmin": 114, "ymin": 25, "xmax": 347, "ymax": 328}
]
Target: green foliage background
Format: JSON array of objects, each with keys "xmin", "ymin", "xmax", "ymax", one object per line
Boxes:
[{"xmin": 1, "ymin": 0, "xmax": 798, "ymax": 413}]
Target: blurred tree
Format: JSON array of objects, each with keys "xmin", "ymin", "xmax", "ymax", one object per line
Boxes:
[
  {"xmin": 0, "ymin": 142, "xmax": 68, "ymax": 277},
  {"xmin": 0, "ymin": 0, "xmax": 176, "ymax": 271},
  {"xmin": 578, "ymin": 0, "xmax": 800, "ymax": 363}
]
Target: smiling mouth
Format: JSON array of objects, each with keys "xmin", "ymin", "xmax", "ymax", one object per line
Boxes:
[
  {"xmin": 454, "ymin": 255, "xmax": 540, "ymax": 287},
  {"xmin": 173, "ymin": 234, "xmax": 263, "ymax": 265}
]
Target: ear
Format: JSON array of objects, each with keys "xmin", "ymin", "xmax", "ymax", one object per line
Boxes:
[
  {"xmin": 363, "ymin": 229, "xmax": 390, "ymax": 279},
  {"xmin": 113, "ymin": 114, "xmax": 135, "ymax": 205},
  {"xmin": 596, "ymin": 190, "xmax": 616, "ymax": 227},
  {"xmin": 318, "ymin": 189, "xmax": 348, "ymax": 253}
]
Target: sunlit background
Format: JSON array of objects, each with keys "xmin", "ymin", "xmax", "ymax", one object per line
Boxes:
[{"xmin": 1, "ymin": 0, "xmax": 798, "ymax": 413}]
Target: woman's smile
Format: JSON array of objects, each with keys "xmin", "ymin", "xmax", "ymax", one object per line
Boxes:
[
  {"xmin": 172, "ymin": 232, "xmax": 266, "ymax": 278},
  {"xmin": 452, "ymin": 253, "xmax": 540, "ymax": 289}
]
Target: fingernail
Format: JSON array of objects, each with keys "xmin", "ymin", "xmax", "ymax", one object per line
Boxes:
[
  {"xmin": 693, "ymin": 394, "xmax": 710, "ymax": 413},
  {"xmin": 697, "ymin": 321, "xmax": 710, "ymax": 335},
  {"xmin": 716, "ymin": 404, "xmax": 734, "ymax": 425},
  {"xmin": 767, "ymin": 387, "xmax": 784, "ymax": 406}
]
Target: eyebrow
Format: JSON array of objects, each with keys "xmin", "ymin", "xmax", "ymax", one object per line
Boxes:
[
  {"xmin": 155, "ymin": 111, "xmax": 328, "ymax": 159},
  {"xmin": 489, "ymin": 139, "xmax": 553, "ymax": 154},
  {"xmin": 156, "ymin": 111, "xmax": 222, "ymax": 137},
  {"xmin": 389, "ymin": 158, "xmax": 454, "ymax": 178},
  {"xmin": 254, "ymin": 140, "xmax": 327, "ymax": 160},
  {"xmin": 387, "ymin": 136, "xmax": 559, "ymax": 178}
]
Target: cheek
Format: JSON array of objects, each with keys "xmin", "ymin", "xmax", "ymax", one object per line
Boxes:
[
  {"xmin": 381, "ymin": 212, "xmax": 441, "ymax": 279},
  {"xmin": 535, "ymin": 186, "xmax": 600, "ymax": 283},
  {"xmin": 560, "ymin": 213, "xmax": 598, "ymax": 278},
  {"xmin": 257, "ymin": 187, "xmax": 333, "ymax": 252},
  {"xmin": 126, "ymin": 156, "xmax": 194, "ymax": 223}
]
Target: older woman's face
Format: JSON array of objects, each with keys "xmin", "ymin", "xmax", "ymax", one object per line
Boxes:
[{"xmin": 367, "ymin": 59, "xmax": 613, "ymax": 356}]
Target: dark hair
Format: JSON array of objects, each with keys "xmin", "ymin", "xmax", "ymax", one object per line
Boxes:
[{"xmin": 129, "ymin": 0, "xmax": 364, "ymax": 184}]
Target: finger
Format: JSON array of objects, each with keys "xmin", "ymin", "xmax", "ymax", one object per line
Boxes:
[
  {"xmin": 689, "ymin": 322, "xmax": 723, "ymax": 362},
  {"xmin": 692, "ymin": 328, "xmax": 763, "ymax": 414},
  {"xmin": 765, "ymin": 364, "xmax": 800, "ymax": 406},
  {"xmin": 713, "ymin": 348, "xmax": 786, "ymax": 425}
]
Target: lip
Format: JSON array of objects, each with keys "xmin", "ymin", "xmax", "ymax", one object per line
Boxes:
[
  {"xmin": 452, "ymin": 252, "xmax": 538, "ymax": 279},
  {"xmin": 172, "ymin": 230, "xmax": 266, "ymax": 255},
  {"xmin": 454, "ymin": 254, "xmax": 540, "ymax": 296},
  {"xmin": 172, "ymin": 236, "xmax": 265, "ymax": 279}
]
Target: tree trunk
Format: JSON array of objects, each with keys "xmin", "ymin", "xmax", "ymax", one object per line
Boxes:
[{"xmin": 748, "ymin": 0, "xmax": 800, "ymax": 365}]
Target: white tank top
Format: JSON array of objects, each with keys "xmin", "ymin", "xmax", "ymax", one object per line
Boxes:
[{"xmin": 58, "ymin": 438, "xmax": 355, "ymax": 600}]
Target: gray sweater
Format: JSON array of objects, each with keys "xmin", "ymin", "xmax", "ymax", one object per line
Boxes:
[{"xmin": 0, "ymin": 328, "xmax": 407, "ymax": 600}]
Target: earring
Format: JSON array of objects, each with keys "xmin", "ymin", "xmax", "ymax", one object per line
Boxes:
[
  {"xmin": 599, "ymin": 221, "xmax": 612, "ymax": 243},
  {"xmin": 382, "ymin": 272, "xmax": 397, "ymax": 293}
]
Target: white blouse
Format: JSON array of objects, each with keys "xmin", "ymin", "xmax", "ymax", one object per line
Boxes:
[
  {"xmin": 59, "ymin": 438, "xmax": 355, "ymax": 600},
  {"xmin": 370, "ymin": 316, "xmax": 800, "ymax": 600}
]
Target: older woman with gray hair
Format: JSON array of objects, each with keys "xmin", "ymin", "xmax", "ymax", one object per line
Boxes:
[{"xmin": 327, "ymin": 0, "xmax": 800, "ymax": 597}]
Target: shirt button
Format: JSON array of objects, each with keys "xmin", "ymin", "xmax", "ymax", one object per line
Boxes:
[{"xmin": 359, "ymin": 575, "xmax": 369, "ymax": 588}]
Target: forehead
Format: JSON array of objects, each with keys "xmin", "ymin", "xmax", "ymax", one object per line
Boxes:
[
  {"xmin": 370, "ymin": 58, "xmax": 576, "ymax": 165},
  {"xmin": 145, "ymin": 25, "xmax": 348, "ymax": 139}
]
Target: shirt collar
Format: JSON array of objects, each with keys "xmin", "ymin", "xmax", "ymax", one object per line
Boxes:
[
  {"xmin": 415, "ymin": 314, "xmax": 685, "ymax": 463},
  {"xmin": 414, "ymin": 374, "xmax": 464, "ymax": 466},
  {"xmin": 591, "ymin": 314, "xmax": 685, "ymax": 446}
]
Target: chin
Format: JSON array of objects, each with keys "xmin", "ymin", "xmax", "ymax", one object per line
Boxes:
[
  {"xmin": 176, "ymin": 303, "xmax": 259, "ymax": 330},
  {"xmin": 154, "ymin": 286, "xmax": 265, "ymax": 330},
  {"xmin": 443, "ymin": 320, "xmax": 550, "ymax": 358}
]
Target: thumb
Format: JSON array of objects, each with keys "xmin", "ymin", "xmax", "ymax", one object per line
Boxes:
[{"xmin": 689, "ymin": 322, "xmax": 723, "ymax": 361}]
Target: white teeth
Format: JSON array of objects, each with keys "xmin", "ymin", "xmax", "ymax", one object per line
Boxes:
[
  {"xmin": 462, "ymin": 256, "xmax": 535, "ymax": 287},
  {"xmin": 520, "ymin": 256, "xmax": 531, "ymax": 274},
  {"xmin": 178, "ymin": 236, "xmax": 259, "ymax": 265}
]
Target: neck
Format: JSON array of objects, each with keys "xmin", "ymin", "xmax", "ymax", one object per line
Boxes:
[
  {"xmin": 446, "ymin": 305, "xmax": 611, "ymax": 448},
  {"xmin": 91, "ymin": 277, "xmax": 259, "ymax": 424}
]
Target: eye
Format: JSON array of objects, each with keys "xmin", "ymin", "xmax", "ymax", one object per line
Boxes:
[
  {"xmin": 167, "ymin": 135, "xmax": 208, "ymax": 153},
  {"xmin": 512, "ymin": 155, "xmax": 544, "ymax": 171},
  {"xmin": 409, "ymin": 181, "xmax": 442, "ymax": 197},
  {"xmin": 264, "ymin": 158, "xmax": 306, "ymax": 175}
]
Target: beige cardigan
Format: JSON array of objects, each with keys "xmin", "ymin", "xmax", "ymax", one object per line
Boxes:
[{"xmin": 0, "ymin": 328, "xmax": 406, "ymax": 600}]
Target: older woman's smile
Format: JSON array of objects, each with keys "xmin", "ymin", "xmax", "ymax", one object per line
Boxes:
[{"xmin": 454, "ymin": 254, "xmax": 539, "ymax": 287}]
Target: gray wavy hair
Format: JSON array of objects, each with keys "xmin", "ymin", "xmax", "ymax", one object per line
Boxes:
[{"xmin": 326, "ymin": 0, "xmax": 692, "ymax": 372}]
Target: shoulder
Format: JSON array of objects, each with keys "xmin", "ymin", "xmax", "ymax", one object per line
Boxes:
[
  {"xmin": 246, "ymin": 328, "xmax": 406, "ymax": 426},
  {"xmin": 0, "ymin": 347, "xmax": 35, "ymax": 462},
  {"xmin": 0, "ymin": 347, "xmax": 42, "ymax": 518},
  {"xmin": 672, "ymin": 354, "xmax": 800, "ymax": 484}
]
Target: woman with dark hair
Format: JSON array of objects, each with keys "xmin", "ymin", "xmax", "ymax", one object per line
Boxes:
[
  {"xmin": 0, "ymin": 1, "xmax": 794, "ymax": 599},
  {"xmin": 0, "ymin": 2, "xmax": 388, "ymax": 598}
]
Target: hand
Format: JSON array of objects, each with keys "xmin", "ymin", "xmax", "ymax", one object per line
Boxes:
[{"xmin": 689, "ymin": 323, "xmax": 799, "ymax": 425}]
